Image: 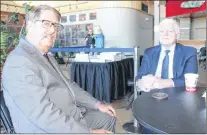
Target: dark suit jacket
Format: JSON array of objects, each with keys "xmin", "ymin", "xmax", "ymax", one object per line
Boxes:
[{"xmin": 137, "ymin": 43, "xmax": 198, "ymax": 87}]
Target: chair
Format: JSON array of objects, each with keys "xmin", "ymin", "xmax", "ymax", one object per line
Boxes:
[
  {"xmin": 125, "ymin": 56, "xmax": 143, "ymax": 110},
  {"xmin": 0, "ymin": 91, "xmax": 15, "ymax": 133}
]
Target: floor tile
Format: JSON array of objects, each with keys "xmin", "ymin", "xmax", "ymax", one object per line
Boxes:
[
  {"xmin": 116, "ymin": 108, "xmax": 134, "ymax": 123},
  {"xmin": 115, "ymin": 121, "xmax": 127, "ymax": 133}
]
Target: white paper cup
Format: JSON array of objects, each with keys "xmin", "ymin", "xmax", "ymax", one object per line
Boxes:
[{"xmin": 184, "ymin": 73, "xmax": 199, "ymax": 92}]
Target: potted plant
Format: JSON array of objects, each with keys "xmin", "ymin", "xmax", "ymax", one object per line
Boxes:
[
  {"xmin": 0, "ymin": 13, "xmax": 21, "ymax": 81},
  {"xmin": 0, "ymin": 4, "xmax": 34, "ymax": 82},
  {"xmin": 1, "ymin": 13, "xmax": 20, "ymax": 53}
]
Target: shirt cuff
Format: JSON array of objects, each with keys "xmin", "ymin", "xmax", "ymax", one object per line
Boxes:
[
  {"xmin": 170, "ymin": 79, "xmax": 175, "ymax": 87},
  {"xmin": 95, "ymin": 101, "xmax": 101, "ymax": 110}
]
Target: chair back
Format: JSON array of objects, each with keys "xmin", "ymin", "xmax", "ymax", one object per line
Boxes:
[{"xmin": 0, "ymin": 91, "xmax": 15, "ymax": 133}]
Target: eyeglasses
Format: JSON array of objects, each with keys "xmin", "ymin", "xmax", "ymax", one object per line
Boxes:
[
  {"xmin": 34, "ymin": 20, "xmax": 64, "ymax": 31},
  {"xmin": 159, "ymin": 29, "xmax": 176, "ymax": 35}
]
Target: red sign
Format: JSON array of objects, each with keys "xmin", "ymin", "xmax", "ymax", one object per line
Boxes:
[{"xmin": 166, "ymin": 0, "xmax": 206, "ymax": 17}]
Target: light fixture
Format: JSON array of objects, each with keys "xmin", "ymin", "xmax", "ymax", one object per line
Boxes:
[
  {"xmin": 14, "ymin": 1, "xmax": 31, "ymax": 6},
  {"xmin": 14, "ymin": 1, "xmax": 55, "ymax": 7},
  {"xmin": 180, "ymin": 27, "xmax": 190, "ymax": 30},
  {"xmin": 69, "ymin": 4, "xmax": 71, "ymax": 10}
]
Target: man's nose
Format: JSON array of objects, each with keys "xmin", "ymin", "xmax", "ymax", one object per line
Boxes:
[
  {"xmin": 47, "ymin": 25, "xmax": 56, "ymax": 34},
  {"xmin": 163, "ymin": 31, "xmax": 168, "ymax": 36}
]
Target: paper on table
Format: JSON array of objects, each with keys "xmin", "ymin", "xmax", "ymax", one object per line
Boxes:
[{"xmin": 202, "ymin": 91, "xmax": 206, "ymax": 98}]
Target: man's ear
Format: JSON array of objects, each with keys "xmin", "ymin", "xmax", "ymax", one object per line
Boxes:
[
  {"xmin": 26, "ymin": 21, "xmax": 33, "ymax": 32},
  {"xmin": 176, "ymin": 33, "xmax": 180, "ymax": 42}
]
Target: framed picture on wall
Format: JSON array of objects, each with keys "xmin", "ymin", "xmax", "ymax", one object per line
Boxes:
[
  {"xmin": 79, "ymin": 14, "xmax": 86, "ymax": 21},
  {"xmin": 85, "ymin": 24, "xmax": 93, "ymax": 31},
  {"xmin": 61, "ymin": 16, "xmax": 67, "ymax": 23},
  {"xmin": 89, "ymin": 12, "xmax": 97, "ymax": 20},
  {"xmin": 69, "ymin": 15, "xmax": 76, "ymax": 22},
  {"xmin": 57, "ymin": 23, "xmax": 93, "ymax": 47}
]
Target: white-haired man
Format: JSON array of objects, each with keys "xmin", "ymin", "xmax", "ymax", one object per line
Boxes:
[
  {"xmin": 2, "ymin": 5, "xmax": 116, "ymax": 133},
  {"xmin": 137, "ymin": 18, "xmax": 198, "ymax": 91},
  {"xmin": 136, "ymin": 18, "xmax": 198, "ymax": 133}
]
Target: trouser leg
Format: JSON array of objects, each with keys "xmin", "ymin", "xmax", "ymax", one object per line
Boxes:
[{"xmin": 83, "ymin": 109, "xmax": 116, "ymax": 132}]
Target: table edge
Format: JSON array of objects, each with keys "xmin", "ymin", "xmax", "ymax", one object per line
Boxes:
[
  {"xmin": 132, "ymin": 109, "xmax": 167, "ymax": 134},
  {"xmin": 132, "ymin": 87, "xmax": 207, "ymax": 134}
]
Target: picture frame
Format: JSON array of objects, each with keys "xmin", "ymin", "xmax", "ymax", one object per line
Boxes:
[
  {"xmin": 89, "ymin": 12, "xmax": 97, "ymax": 20},
  {"xmin": 69, "ymin": 15, "xmax": 76, "ymax": 22},
  {"xmin": 79, "ymin": 14, "xmax": 86, "ymax": 21},
  {"xmin": 61, "ymin": 16, "xmax": 67, "ymax": 23}
]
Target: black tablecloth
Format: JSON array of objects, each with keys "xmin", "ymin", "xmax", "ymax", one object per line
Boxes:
[{"xmin": 70, "ymin": 58, "xmax": 134, "ymax": 103}]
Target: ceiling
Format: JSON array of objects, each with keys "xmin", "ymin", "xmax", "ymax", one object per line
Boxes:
[
  {"xmin": 1, "ymin": 1, "xmax": 88, "ymax": 8},
  {"xmin": 1, "ymin": 1, "xmax": 99, "ymax": 14},
  {"xmin": 1, "ymin": 1, "xmax": 206, "ymax": 18}
]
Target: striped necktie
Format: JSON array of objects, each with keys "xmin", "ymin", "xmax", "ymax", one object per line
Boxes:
[{"xmin": 43, "ymin": 53, "xmax": 55, "ymax": 69}]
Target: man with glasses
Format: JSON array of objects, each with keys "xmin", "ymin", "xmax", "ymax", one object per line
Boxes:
[
  {"xmin": 2, "ymin": 5, "xmax": 116, "ymax": 133},
  {"xmin": 137, "ymin": 19, "xmax": 198, "ymax": 91}
]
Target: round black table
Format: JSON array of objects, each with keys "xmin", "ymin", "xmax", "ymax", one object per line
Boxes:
[{"xmin": 132, "ymin": 87, "xmax": 206, "ymax": 134}]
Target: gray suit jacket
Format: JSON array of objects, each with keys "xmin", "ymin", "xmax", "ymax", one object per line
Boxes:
[{"xmin": 2, "ymin": 38, "xmax": 100, "ymax": 133}]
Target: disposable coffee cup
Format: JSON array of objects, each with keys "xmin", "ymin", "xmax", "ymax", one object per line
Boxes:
[{"xmin": 184, "ymin": 73, "xmax": 199, "ymax": 92}]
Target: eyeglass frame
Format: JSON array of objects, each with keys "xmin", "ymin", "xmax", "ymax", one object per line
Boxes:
[{"xmin": 34, "ymin": 20, "xmax": 64, "ymax": 31}]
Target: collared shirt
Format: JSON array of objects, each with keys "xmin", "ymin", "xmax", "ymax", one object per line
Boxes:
[
  {"xmin": 24, "ymin": 38, "xmax": 45, "ymax": 56},
  {"xmin": 155, "ymin": 44, "xmax": 176, "ymax": 79}
]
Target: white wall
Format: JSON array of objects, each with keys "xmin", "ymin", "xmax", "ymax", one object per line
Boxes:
[{"xmin": 62, "ymin": 8, "xmax": 153, "ymax": 55}]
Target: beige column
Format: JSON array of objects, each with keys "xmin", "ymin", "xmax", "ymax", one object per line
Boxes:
[{"xmin": 154, "ymin": 1, "xmax": 160, "ymax": 45}]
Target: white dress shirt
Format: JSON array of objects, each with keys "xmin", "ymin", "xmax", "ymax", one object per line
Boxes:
[{"xmin": 155, "ymin": 44, "xmax": 176, "ymax": 79}]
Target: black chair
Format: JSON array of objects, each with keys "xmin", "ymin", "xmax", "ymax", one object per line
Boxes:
[
  {"xmin": 0, "ymin": 91, "xmax": 15, "ymax": 133},
  {"xmin": 125, "ymin": 56, "xmax": 143, "ymax": 110}
]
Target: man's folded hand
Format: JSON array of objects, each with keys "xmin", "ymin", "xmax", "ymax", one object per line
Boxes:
[
  {"xmin": 153, "ymin": 79, "xmax": 174, "ymax": 89},
  {"xmin": 137, "ymin": 75, "xmax": 158, "ymax": 92}
]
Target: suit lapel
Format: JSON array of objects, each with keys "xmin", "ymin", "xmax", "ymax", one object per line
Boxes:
[
  {"xmin": 152, "ymin": 45, "xmax": 161, "ymax": 75},
  {"xmin": 33, "ymin": 53, "xmax": 62, "ymax": 79},
  {"xmin": 48, "ymin": 55, "xmax": 76, "ymax": 101},
  {"xmin": 48, "ymin": 55, "xmax": 69, "ymax": 83},
  {"xmin": 19, "ymin": 39, "xmax": 63, "ymax": 81},
  {"xmin": 173, "ymin": 43, "xmax": 184, "ymax": 78},
  {"xmin": 19, "ymin": 38, "xmax": 76, "ymax": 101}
]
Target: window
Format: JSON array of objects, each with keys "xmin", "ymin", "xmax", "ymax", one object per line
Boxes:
[{"xmin": 141, "ymin": 3, "xmax": 148, "ymax": 13}]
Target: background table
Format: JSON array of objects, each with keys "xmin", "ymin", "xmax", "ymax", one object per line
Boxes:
[
  {"xmin": 132, "ymin": 87, "xmax": 206, "ymax": 134},
  {"xmin": 70, "ymin": 58, "xmax": 134, "ymax": 103}
]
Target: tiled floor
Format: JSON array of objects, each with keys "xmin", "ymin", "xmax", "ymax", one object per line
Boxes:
[{"xmin": 60, "ymin": 64, "xmax": 133, "ymax": 133}]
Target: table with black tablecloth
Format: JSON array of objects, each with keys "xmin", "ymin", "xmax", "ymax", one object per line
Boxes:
[
  {"xmin": 132, "ymin": 87, "xmax": 206, "ymax": 134},
  {"xmin": 70, "ymin": 58, "xmax": 134, "ymax": 103}
]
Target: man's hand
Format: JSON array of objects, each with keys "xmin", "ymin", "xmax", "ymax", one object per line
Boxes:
[
  {"xmin": 153, "ymin": 79, "xmax": 174, "ymax": 89},
  {"xmin": 137, "ymin": 74, "xmax": 159, "ymax": 92},
  {"xmin": 98, "ymin": 104, "xmax": 116, "ymax": 117},
  {"xmin": 142, "ymin": 74, "xmax": 158, "ymax": 83},
  {"xmin": 91, "ymin": 129, "xmax": 113, "ymax": 134}
]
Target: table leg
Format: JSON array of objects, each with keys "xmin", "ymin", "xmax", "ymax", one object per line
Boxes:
[{"xmin": 122, "ymin": 121, "xmax": 142, "ymax": 133}]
